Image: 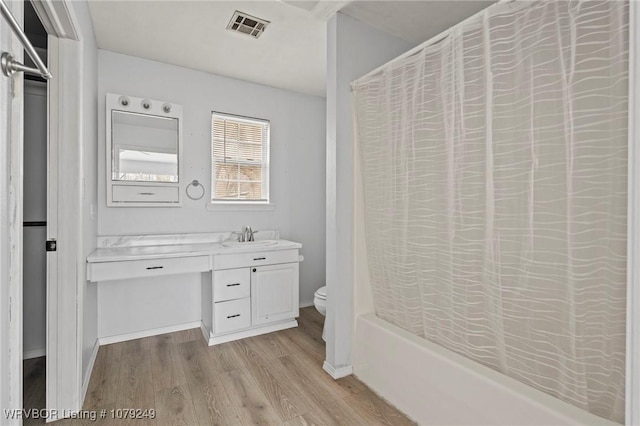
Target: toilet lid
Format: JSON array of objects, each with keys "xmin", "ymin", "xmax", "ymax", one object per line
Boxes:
[{"xmin": 315, "ymin": 286, "xmax": 327, "ymax": 299}]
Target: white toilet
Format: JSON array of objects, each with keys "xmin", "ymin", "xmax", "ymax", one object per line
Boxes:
[{"xmin": 313, "ymin": 285, "xmax": 327, "ymax": 341}]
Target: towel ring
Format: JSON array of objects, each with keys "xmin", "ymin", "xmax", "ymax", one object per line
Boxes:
[{"xmin": 186, "ymin": 180, "xmax": 205, "ymax": 201}]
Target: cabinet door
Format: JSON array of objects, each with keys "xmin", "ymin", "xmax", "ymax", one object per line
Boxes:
[{"xmin": 251, "ymin": 263, "xmax": 299, "ymax": 326}]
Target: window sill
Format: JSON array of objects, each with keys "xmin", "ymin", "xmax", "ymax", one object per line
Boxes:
[{"xmin": 206, "ymin": 202, "xmax": 276, "ymax": 211}]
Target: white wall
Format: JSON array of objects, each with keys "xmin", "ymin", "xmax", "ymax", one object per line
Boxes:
[
  {"xmin": 97, "ymin": 50, "xmax": 326, "ymax": 314},
  {"xmin": 324, "ymin": 13, "xmax": 414, "ymax": 373},
  {"xmin": 71, "ymin": 0, "xmax": 99, "ymax": 387}
]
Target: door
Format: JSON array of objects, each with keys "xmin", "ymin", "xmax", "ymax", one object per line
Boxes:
[
  {"xmin": 45, "ymin": 34, "xmax": 60, "ymax": 417},
  {"xmin": 251, "ymin": 262, "xmax": 299, "ymax": 326},
  {"xmin": 0, "ymin": 0, "xmax": 25, "ymax": 421}
]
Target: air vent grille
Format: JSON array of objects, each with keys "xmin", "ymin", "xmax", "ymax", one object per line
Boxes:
[{"xmin": 227, "ymin": 11, "xmax": 270, "ymax": 39}]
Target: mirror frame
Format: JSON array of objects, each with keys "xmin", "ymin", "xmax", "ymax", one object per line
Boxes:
[{"xmin": 106, "ymin": 93, "xmax": 183, "ymax": 207}]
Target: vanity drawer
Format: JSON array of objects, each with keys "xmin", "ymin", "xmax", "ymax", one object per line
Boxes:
[
  {"xmin": 214, "ymin": 269, "xmax": 250, "ymax": 302},
  {"xmin": 112, "ymin": 185, "xmax": 179, "ymax": 204},
  {"xmin": 214, "ymin": 298, "xmax": 251, "ymax": 334},
  {"xmin": 214, "ymin": 249, "xmax": 299, "ymax": 270},
  {"xmin": 88, "ymin": 255, "xmax": 210, "ymax": 282}
]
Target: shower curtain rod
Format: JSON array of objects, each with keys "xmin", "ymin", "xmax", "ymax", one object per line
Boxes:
[
  {"xmin": 0, "ymin": 0, "xmax": 51, "ymax": 80},
  {"xmin": 352, "ymin": 0, "xmax": 516, "ymax": 87}
]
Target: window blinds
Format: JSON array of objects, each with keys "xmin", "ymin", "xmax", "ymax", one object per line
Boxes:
[{"xmin": 211, "ymin": 113, "xmax": 269, "ymax": 201}]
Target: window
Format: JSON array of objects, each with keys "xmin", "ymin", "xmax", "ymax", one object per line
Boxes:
[{"xmin": 211, "ymin": 112, "xmax": 270, "ymax": 203}]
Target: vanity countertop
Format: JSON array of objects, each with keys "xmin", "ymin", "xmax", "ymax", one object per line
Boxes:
[{"xmin": 87, "ymin": 239, "xmax": 302, "ymax": 263}]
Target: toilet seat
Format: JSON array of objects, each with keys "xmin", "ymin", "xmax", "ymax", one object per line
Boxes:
[
  {"xmin": 313, "ymin": 286, "xmax": 327, "ymax": 341},
  {"xmin": 314, "ymin": 286, "xmax": 326, "ymax": 300}
]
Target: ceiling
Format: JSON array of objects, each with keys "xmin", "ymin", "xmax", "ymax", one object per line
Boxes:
[
  {"xmin": 340, "ymin": 1, "xmax": 494, "ymax": 44},
  {"xmin": 88, "ymin": 1, "xmax": 327, "ymax": 96},
  {"xmin": 87, "ymin": 1, "xmax": 494, "ymax": 97}
]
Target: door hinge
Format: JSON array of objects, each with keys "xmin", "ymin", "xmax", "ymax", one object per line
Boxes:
[{"xmin": 46, "ymin": 239, "xmax": 57, "ymax": 252}]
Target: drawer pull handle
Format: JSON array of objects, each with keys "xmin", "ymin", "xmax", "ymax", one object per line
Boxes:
[
  {"xmin": 139, "ymin": 192, "xmax": 156, "ymax": 196},
  {"xmin": 227, "ymin": 314, "xmax": 241, "ymax": 319},
  {"xmin": 226, "ymin": 283, "xmax": 241, "ymax": 287},
  {"xmin": 146, "ymin": 266, "xmax": 164, "ymax": 270},
  {"xmin": 253, "ymin": 257, "xmax": 266, "ymax": 261}
]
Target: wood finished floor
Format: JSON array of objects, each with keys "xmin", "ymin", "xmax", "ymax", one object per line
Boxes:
[{"xmin": 23, "ymin": 307, "xmax": 414, "ymax": 425}]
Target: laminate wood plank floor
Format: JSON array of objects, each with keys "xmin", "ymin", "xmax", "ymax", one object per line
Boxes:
[
  {"xmin": 23, "ymin": 308, "xmax": 415, "ymax": 425},
  {"xmin": 23, "ymin": 356, "xmax": 47, "ymax": 426}
]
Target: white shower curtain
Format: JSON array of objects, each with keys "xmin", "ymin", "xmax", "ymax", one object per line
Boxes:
[{"xmin": 352, "ymin": 1, "xmax": 628, "ymax": 422}]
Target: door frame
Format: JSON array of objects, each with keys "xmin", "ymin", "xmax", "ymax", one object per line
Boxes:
[{"xmin": 33, "ymin": 0, "xmax": 83, "ymax": 418}]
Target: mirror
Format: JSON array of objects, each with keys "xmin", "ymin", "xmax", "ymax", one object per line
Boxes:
[{"xmin": 111, "ymin": 111, "xmax": 179, "ymax": 183}]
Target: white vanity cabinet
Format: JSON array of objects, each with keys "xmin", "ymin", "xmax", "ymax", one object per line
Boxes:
[
  {"xmin": 252, "ymin": 262, "xmax": 299, "ymax": 326},
  {"xmin": 86, "ymin": 236, "xmax": 302, "ymax": 346},
  {"xmin": 203, "ymin": 248, "xmax": 300, "ymax": 345}
]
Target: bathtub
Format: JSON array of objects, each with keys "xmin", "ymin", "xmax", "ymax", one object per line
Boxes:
[{"xmin": 352, "ymin": 313, "xmax": 618, "ymax": 426}]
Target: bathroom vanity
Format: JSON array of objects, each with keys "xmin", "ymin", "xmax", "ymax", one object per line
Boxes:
[
  {"xmin": 203, "ymin": 246, "xmax": 299, "ymax": 344},
  {"xmin": 87, "ymin": 234, "xmax": 301, "ymax": 345}
]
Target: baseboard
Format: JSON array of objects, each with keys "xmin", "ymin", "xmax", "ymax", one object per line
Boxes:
[
  {"xmin": 200, "ymin": 321, "xmax": 210, "ymax": 341},
  {"xmin": 299, "ymin": 301, "xmax": 315, "ymax": 308},
  {"xmin": 81, "ymin": 340, "xmax": 100, "ymax": 405},
  {"xmin": 98, "ymin": 321, "xmax": 201, "ymax": 345},
  {"xmin": 23, "ymin": 348, "xmax": 45, "ymax": 360},
  {"xmin": 323, "ymin": 361, "xmax": 353, "ymax": 379},
  {"xmin": 207, "ymin": 319, "xmax": 298, "ymax": 346}
]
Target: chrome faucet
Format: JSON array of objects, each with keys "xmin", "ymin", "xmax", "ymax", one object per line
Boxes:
[{"xmin": 243, "ymin": 225, "xmax": 257, "ymax": 242}]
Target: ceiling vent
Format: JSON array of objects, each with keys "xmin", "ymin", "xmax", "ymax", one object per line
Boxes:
[{"xmin": 227, "ymin": 11, "xmax": 270, "ymax": 39}]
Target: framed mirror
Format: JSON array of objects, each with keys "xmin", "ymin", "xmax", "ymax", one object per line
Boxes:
[
  {"xmin": 111, "ymin": 111, "xmax": 179, "ymax": 182},
  {"xmin": 106, "ymin": 94, "xmax": 183, "ymax": 206}
]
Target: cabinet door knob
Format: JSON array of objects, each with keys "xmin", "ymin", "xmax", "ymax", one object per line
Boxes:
[{"xmin": 252, "ymin": 268, "xmax": 257, "ymax": 272}]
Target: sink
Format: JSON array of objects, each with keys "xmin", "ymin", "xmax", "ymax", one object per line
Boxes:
[{"xmin": 222, "ymin": 240, "xmax": 279, "ymax": 248}]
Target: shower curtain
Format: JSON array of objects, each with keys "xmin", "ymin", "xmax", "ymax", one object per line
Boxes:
[{"xmin": 352, "ymin": 1, "xmax": 628, "ymax": 422}]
